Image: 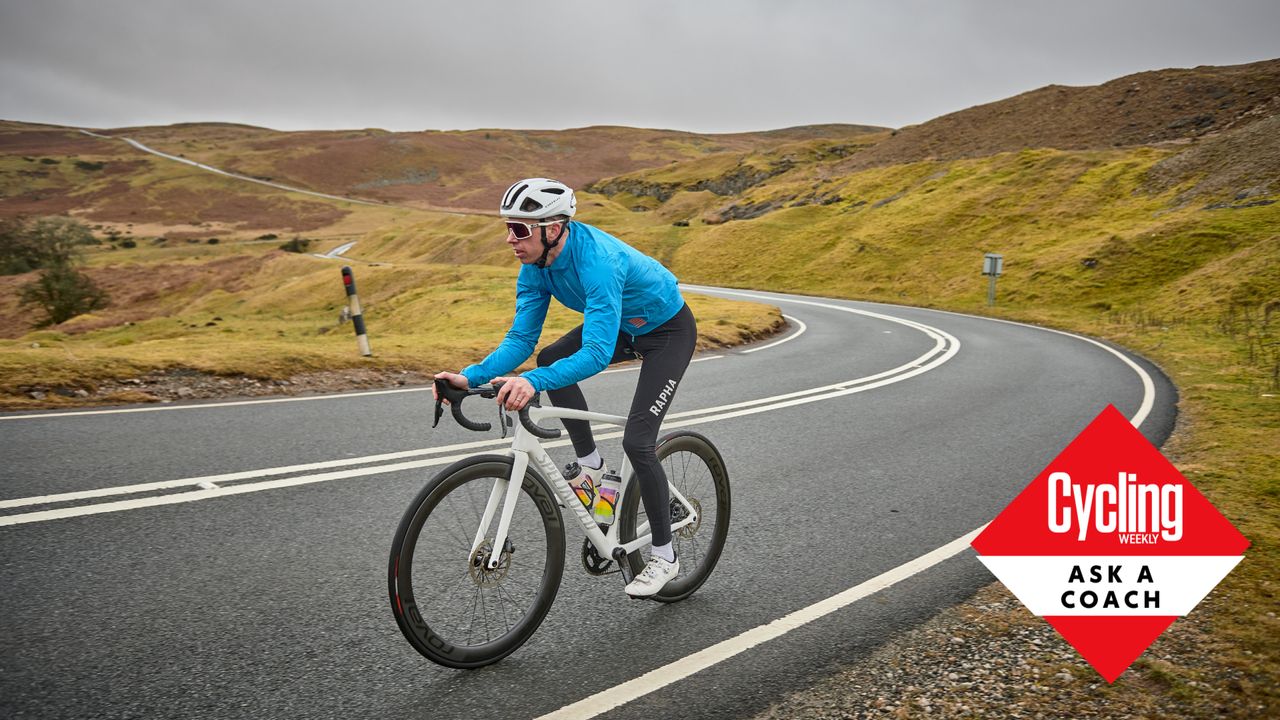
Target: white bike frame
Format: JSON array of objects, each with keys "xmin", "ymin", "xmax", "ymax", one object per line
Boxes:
[{"xmin": 470, "ymin": 404, "xmax": 700, "ymax": 570}]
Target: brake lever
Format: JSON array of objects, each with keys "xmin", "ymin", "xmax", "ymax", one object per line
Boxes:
[
  {"xmin": 432, "ymin": 395, "xmax": 445, "ymax": 428},
  {"xmin": 497, "ymin": 404, "xmax": 510, "ymax": 439}
]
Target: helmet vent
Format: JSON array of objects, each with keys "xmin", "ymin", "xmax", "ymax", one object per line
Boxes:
[
  {"xmin": 542, "ymin": 187, "xmax": 565, "ymax": 195},
  {"xmin": 502, "ymin": 183, "xmax": 529, "ymax": 211},
  {"xmin": 520, "ymin": 197, "xmax": 544, "ymax": 213}
]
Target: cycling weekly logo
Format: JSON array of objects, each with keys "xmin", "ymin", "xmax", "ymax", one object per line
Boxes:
[{"xmin": 971, "ymin": 405, "xmax": 1250, "ymax": 682}]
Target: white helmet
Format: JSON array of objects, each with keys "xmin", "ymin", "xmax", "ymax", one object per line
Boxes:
[{"xmin": 500, "ymin": 178, "xmax": 577, "ymax": 220}]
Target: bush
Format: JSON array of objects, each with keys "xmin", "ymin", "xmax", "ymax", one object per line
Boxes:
[
  {"xmin": 120, "ymin": 239, "xmax": 137, "ymax": 249},
  {"xmin": 18, "ymin": 262, "xmax": 109, "ymax": 326},
  {"xmin": 256, "ymin": 233, "xmax": 278, "ymax": 240},
  {"xmin": 0, "ymin": 216, "xmax": 96, "ymax": 275},
  {"xmin": 280, "ymin": 237, "xmax": 312, "ymax": 253},
  {"xmin": 206, "ymin": 238, "xmax": 220, "ymax": 245}
]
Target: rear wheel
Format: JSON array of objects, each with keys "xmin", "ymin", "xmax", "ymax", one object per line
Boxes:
[
  {"xmin": 617, "ymin": 431, "xmax": 730, "ymax": 603},
  {"xmin": 389, "ymin": 455, "xmax": 565, "ymax": 668}
]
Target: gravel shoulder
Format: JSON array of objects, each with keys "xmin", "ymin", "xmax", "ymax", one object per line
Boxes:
[
  {"xmin": 751, "ymin": 410, "xmax": 1277, "ymax": 720},
  {"xmin": 750, "ymin": 579, "xmax": 1274, "ymax": 720}
]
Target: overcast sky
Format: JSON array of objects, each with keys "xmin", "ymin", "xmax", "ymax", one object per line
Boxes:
[{"xmin": 2, "ymin": 0, "xmax": 1278, "ymax": 134}]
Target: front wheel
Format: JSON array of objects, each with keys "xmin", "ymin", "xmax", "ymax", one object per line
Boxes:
[
  {"xmin": 388, "ymin": 455, "xmax": 565, "ymax": 668},
  {"xmin": 617, "ymin": 431, "xmax": 730, "ymax": 603}
]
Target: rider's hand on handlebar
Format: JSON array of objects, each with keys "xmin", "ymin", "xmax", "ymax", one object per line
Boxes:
[
  {"xmin": 493, "ymin": 376, "xmax": 535, "ymax": 411},
  {"xmin": 432, "ymin": 371, "xmax": 469, "ymax": 404}
]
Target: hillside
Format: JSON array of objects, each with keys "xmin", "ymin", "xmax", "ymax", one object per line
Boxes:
[
  {"xmin": 835, "ymin": 58, "xmax": 1280, "ymax": 170},
  {"xmin": 0, "ymin": 120, "xmax": 885, "ymax": 243}
]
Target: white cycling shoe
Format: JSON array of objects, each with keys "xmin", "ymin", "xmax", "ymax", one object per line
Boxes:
[{"xmin": 625, "ymin": 555, "xmax": 679, "ymax": 598}]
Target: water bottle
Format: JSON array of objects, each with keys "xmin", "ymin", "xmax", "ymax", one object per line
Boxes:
[
  {"xmin": 565, "ymin": 462, "xmax": 596, "ymax": 510},
  {"xmin": 592, "ymin": 471, "xmax": 622, "ymax": 525}
]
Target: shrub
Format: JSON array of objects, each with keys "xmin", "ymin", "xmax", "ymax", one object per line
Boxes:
[
  {"xmin": 19, "ymin": 264, "xmax": 109, "ymax": 326},
  {"xmin": 120, "ymin": 239, "xmax": 137, "ymax": 249},
  {"xmin": 256, "ymin": 233, "xmax": 278, "ymax": 240},
  {"xmin": 0, "ymin": 216, "xmax": 96, "ymax": 275},
  {"xmin": 74, "ymin": 160, "xmax": 106, "ymax": 171},
  {"xmin": 280, "ymin": 236, "xmax": 312, "ymax": 252},
  {"xmin": 207, "ymin": 238, "xmax": 220, "ymax": 245}
]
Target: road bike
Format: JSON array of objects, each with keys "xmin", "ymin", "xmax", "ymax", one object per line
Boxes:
[{"xmin": 388, "ymin": 381, "xmax": 731, "ymax": 668}]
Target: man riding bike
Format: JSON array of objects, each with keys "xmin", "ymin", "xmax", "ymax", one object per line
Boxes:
[{"xmin": 433, "ymin": 177, "xmax": 697, "ymax": 597}]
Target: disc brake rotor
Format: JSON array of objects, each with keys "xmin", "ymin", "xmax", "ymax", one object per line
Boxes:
[
  {"xmin": 672, "ymin": 497, "xmax": 702, "ymax": 539},
  {"xmin": 468, "ymin": 538, "xmax": 513, "ymax": 587}
]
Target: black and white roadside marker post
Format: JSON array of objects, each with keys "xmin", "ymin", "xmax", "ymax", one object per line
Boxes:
[
  {"xmin": 983, "ymin": 252, "xmax": 1004, "ymax": 307},
  {"xmin": 341, "ymin": 266, "xmax": 372, "ymax": 356}
]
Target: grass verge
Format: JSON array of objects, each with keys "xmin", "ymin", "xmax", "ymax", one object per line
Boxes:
[{"xmin": 0, "ymin": 255, "xmax": 783, "ymax": 409}]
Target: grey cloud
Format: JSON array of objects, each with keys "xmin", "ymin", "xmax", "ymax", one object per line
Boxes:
[{"xmin": 1, "ymin": 0, "xmax": 1277, "ymax": 132}]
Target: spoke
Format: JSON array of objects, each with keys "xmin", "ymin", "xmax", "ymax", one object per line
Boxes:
[
  {"xmin": 448, "ymin": 499, "xmax": 474, "ymax": 549},
  {"xmin": 467, "ymin": 587, "xmax": 482, "ymax": 645},
  {"xmin": 449, "ymin": 487, "xmax": 484, "ymax": 549},
  {"xmin": 424, "ymin": 496, "xmax": 469, "ymax": 554},
  {"xmin": 496, "ymin": 582, "xmax": 528, "ymax": 624},
  {"xmin": 482, "ymin": 580, "xmax": 495, "ymax": 643},
  {"xmin": 495, "ymin": 570, "xmax": 511, "ymax": 631},
  {"xmin": 414, "ymin": 561, "xmax": 471, "ymax": 594}
]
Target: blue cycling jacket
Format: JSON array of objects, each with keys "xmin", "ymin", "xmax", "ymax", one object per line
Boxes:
[{"xmin": 460, "ymin": 221, "xmax": 685, "ymax": 392}]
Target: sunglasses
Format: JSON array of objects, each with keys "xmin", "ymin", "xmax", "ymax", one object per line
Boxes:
[{"xmin": 505, "ymin": 219, "xmax": 561, "ymax": 240}]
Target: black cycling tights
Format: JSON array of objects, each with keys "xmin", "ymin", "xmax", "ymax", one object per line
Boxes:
[{"xmin": 536, "ymin": 303, "xmax": 697, "ymax": 547}]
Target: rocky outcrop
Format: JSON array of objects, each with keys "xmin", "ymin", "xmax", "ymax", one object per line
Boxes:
[{"xmin": 587, "ymin": 159, "xmax": 794, "ymax": 202}]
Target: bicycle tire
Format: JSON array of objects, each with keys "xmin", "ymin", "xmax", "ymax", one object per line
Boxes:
[
  {"xmin": 389, "ymin": 454, "xmax": 565, "ymax": 668},
  {"xmin": 617, "ymin": 431, "xmax": 730, "ymax": 603}
]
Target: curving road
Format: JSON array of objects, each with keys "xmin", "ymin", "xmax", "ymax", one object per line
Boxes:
[{"xmin": 0, "ymin": 286, "xmax": 1177, "ymax": 720}]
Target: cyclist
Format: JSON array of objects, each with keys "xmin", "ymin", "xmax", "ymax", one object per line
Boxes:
[{"xmin": 433, "ymin": 177, "xmax": 696, "ymax": 597}]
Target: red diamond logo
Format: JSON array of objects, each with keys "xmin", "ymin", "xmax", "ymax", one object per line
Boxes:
[{"xmin": 972, "ymin": 405, "xmax": 1249, "ymax": 682}]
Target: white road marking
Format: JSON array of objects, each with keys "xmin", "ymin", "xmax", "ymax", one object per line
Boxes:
[
  {"xmin": 535, "ymin": 525, "xmax": 988, "ymax": 720},
  {"xmin": 885, "ymin": 303, "xmax": 1158, "ymax": 428},
  {"xmin": 0, "ymin": 309, "xmax": 957, "ymax": 525},
  {"xmin": 0, "ymin": 332, "xmax": 938, "ymax": 513},
  {"xmin": 0, "ymin": 434, "xmax": 514, "ymax": 509},
  {"xmin": 687, "ymin": 286, "xmax": 1158, "ymax": 427},
  {"xmin": 740, "ymin": 314, "xmax": 807, "ymax": 353}
]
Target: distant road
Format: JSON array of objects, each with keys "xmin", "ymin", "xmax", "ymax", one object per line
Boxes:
[
  {"xmin": 76, "ymin": 128, "xmax": 489, "ymax": 217},
  {"xmin": 0, "ymin": 286, "xmax": 1177, "ymax": 720}
]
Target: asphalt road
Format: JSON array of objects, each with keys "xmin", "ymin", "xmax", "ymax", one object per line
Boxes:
[{"xmin": 0, "ymin": 286, "xmax": 1177, "ymax": 720}]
